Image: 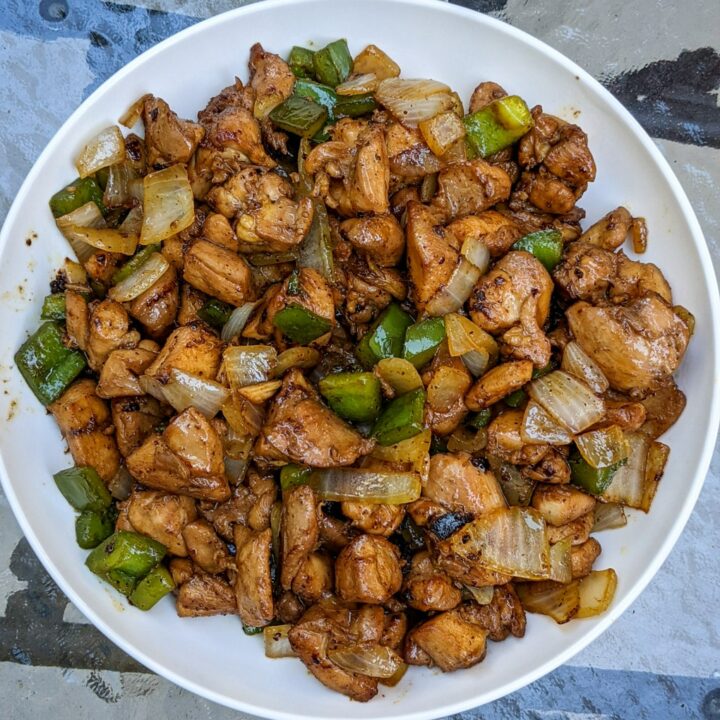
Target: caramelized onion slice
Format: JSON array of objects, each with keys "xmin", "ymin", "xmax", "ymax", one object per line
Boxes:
[
  {"xmin": 575, "ymin": 425, "xmax": 630, "ymax": 469},
  {"xmin": 521, "ymin": 400, "xmax": 574, "ymax": 446},
  {"xmin": 140, "ymin": 165, "xmax": 195, "ymax": 245},
  {"xmin": 561, "ymin": 341, "xmax": 609, "ymax": 394},
  {"xmin": 109, "ymin": 253, "xmax": 170, "ymax": 302},
  {"xmin": 328, "ymin": 644, "xmax": 405, "ymax": 679},
  {"xmin": 223, "ymin": 346, "xmax": 278, "ymax": 389},
  {"xmin": 263, "ymin": 625, "xmax": 296, "ymax": 659},
  {"xmin": 575, "ymin": 568, "xmax": 617, "ymax": 618},
  {"xmin": 375, "ymin": 78, "xmax": 455, "ymax": 127},
  {"xmin": 161, "ymin": 368, "xmax": 229, "ymax": 418},
  {"xmin": 516, "ymin": 580, "xmax": 580, "ymax": 624},
  {"xmin": 307, "ymin": 468, "xmax": 421, "ymax": 504},
  {"xmin": 76, "ymin": 126, "xmax": 125, "ymax": 178}
]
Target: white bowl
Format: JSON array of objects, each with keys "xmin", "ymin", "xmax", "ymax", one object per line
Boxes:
[{"xmin": 1, "ymin": 0, "xmax": 718, "ymax": 717}]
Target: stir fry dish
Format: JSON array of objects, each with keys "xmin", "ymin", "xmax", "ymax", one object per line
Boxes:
[{"xmin": 16, "ymin": 38, "xmax": 694, "ymax": 701}]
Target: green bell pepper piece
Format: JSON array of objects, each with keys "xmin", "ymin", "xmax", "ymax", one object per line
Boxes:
[
  {"xmin": 15, "ymin": 322, "xmax": 87, "ymax": 406},
  {"xmin": 372, "ymin": 388, "xmax": 426, "ymax": 446},
  {"xmin": 318, "ymin": 371, "xmax": 382, "ymax": 423},
  {"xmin": 75, "ymin": 509, "xmax": 116, "ymax": 549},
  {"xmin": 403, "ymin": 317, "xmax": 446, "ymax": 369},
  {"xmin": 41, "ymin": 293, "xmax": 67, "ymax": 321},
  {"xmin": 468, "ymin": 409, "xmax": 492, "ymax": 429},
  {"xmin": 280, "ymin": 464, "xmax": 312, "ymax": 491},
  {"xmin": 569, "ymin": 454, "xmax": 625, "ymax": 495},
  {"xmin": 335, "ymin": 93, "xmax": 378, "ymax": 118},
  {"xmin": 111, "ymin": 244, "xmax": 161, "ymax": 285},
  {"xmin": 49, "ymin": 177, "xmax": 106, "ymax": 218},
  {"xmin": 129, "ymin": 565, "xmax": 175, "ymax": 610},
  {"xmin": 464, "ymin": 95, "xmax": 534, "ymax": 158},
  {"xmin": 273, "ymin": 304, "xmax": 332, "ymax": 344},
  {"xmin": 86, "ymin": 531, "xmax": 166, "ymax": 579},
  {"xmin": 512, "ymin": 229, "xmax": 564, "ymax": 272},
  {"xmin": 197, "ymin": 298, "xmax": 233, "ymax": 329},
  {"xmin": 504, "ymin": 389, "xmax": 527, "ymax": 408},
  {"xmin": 293, "ymin": 79, "xmax": 337, "ymax": 123},
  {"xmin": 242, "ymin": 624, "xmax": 264, "ymax": 635},
  {"xmin": 105, "ymin": 570, "xmax": 138, "ymax": 597},
  {"xmin": 269, "ymin": 95, "xmax": 328, "ymax": 138},
  {"xmin": 313, "ymin": 39, "xmax": 352, "ymax": 87},
  {"xmin": 288, "ymin": 46, "xmax": 316, "ymax": 79},
  {"xmin": 54, "ymin": 466, "xmax": 112, "ymax": 512},
  {"xmin": 356, "ymin": 303, "xmax": 414, "ymax": 368}
]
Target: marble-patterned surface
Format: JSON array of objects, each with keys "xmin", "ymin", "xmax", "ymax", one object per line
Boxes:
[{"xmin": 0, "ymin": 1, "xmax": 718, "ymax": 718}]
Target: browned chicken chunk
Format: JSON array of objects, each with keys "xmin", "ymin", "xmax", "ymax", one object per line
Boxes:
[
  {"xmin": 182, "ymin": 519, "xmax": 231, "ymax": 573},
  {"xmin": 143, "ymin": 96, "xmax": 205, "ymax": 167},
  {"xmin": 96, "ymin": 343, "xmax": 158, "ymax": 398},
  {"xmin": 402, "ymin": 551, "xmax": 462, "ymax": 612},
  {"xmin": 248, "ymin": 42, "xmax": 295, "ymax": 119},
  {"xmin": 126, "ymin": 490, "xmax": 197, "ymax": 556},
  {"xmin": 127, "ymin": 265, "xmax": 180, "ymax": 337},
  {"xmin": 111, "ymin": 395, "xmax": 165, "ymax": 458},
  {"xmin": 176, "ymin": 572, "xmax": 237, "ymax": 617},
  {"xmin": 339, "ymin": 213, "xmax": 405, "ymax": 267},
  {"xmin": 234, "ymin": 525, "xmax": 275, "ymax": 627},
  {"xmin": 335, "ymin": 534, "xmax": 402, "ymax": 604},
  {"xmin": 86, "ymin": 299, "xmax": 140, "ymax": 371},
  {"xmin": 281, "ymin": 485, "xmax": 320, "ymax": 589},
  {"xmin": 144, "ymin": 323, "xmax": 223, "ymax": 383},
  {"xmin": 459, "ymin": 584, "xmax": 526, "ymax": 641}
]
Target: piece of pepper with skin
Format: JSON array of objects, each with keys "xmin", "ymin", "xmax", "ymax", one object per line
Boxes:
[
  {"xmin": 293, "ymin": 79, "xmax": 338, "ymax": 125},
  {"xmin": 403, "ymin": 317, "xmax": 446, "ymax": 369},
  {"xmin": 273, "ymin": 305, "xmax": 332, "ymax": 344},
  {"xmin": 356, "ymin": 303, "xmax": 414, "ymax": 369},
  {"xmin": 129, "ymin": 565, "xmax": 175, "ymax": 610},
  {"xmin": 41, "ymin": 294, "xmax": 67, "ymax": 321},
  {"xmin": 468, "ymin": 409, "xmax": 492, "ymax": 429},
  {"xmin": 312, "ymin": 38, "xmax": 352, "ymax": 87},
  {"xmin": 335, "ymin": 93, "xmax": 377, "ymax": 118},
  {"xmin": 569, "ymin": 453, "xmax": 625, "ymax": 495},
  {"xmin": 372, "ymin": 387, "xmax": 426, "ymax": 446},
  {"xmin": 49, "ymin": 176, "xmax": 106, "ymax": 218},
  {"xmin": 197, "ymin": 298, "xmax": 233, "ymax": 329},
  {"xmin": 288, "ymin": 46, "xmax": 316, "ymax": 79},
  {"xmin": 85, "ymin": 531, "xmax": 166, "ymax": 579},
  {"xmin": 318, "ymin": 371, "xmax": 382, "ymax": 423},
  {"xmin": 269, "ymin": 95, "xmax": 328, "ymax": 139},
  {"xmin": 512, "ymin": 229, "xmax": 564, "ymax": 272},
  {"xmin": 464, "ymin": 95, "xmax": 534, "ymax": 158},
  {"xmin": 280, "ymin": 463, "xmax": 312, "ymax": 491},
  {"xmin": 15, "ymin": 322, "xmax": 87, "ymax": 406},
  {"xmin": 111, "ymin": 244, "xmax": 161, "ymax": 285},
  {"xmin": 75, "ymin": 509, "xmax": 116, "ymax": 549},
  {"xmin": 54, "ymin": 466, "xmax": 112, "ymax": 512}
]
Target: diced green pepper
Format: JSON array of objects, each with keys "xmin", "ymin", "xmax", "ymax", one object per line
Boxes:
[
  {"xmin": 430, "ymin": 434, "xmax": 448, "ymax": 455},
  {"xmin": 512, "ymin": 229, "xmax": 564, "ymax": 272},
  {"xmin": 569, "ymin": 453, "xmax": 624, "ymax": 495},
  {"xmin": 197, "ymin": 298, "xmax": 233, "ymax": 329},
  {"xmin": 41, "ymin": 293, "xmax": 66, "ymax": 321},
  {"xmin": 532, "ymin": 359, "xmax": 557, "ymax": 380},
  {"xmin": 280, "ymin": 463, "xmax": 312, "ymax": 491},
  {"xmin": 75, "ymin": 509, "xmax": 116, "ymax": 549},
  {"xmin": 293, "ymin": 79, "xmax": 337, "ymax": 123},
  {"xmin": 288, "ymin": 46, "xmax": 316, "ymax": 79},
  {"xmin": 468, "ymin": 409, "xmax": 492, "ymax": 429},
  {"xmin": 356, "ymin": 303, "xmax": 414, "ymax": 368},
  {"xmin": 372, "ymin": 388, "xmax": 426, "ymax": 446},
  {"xmin": 86, "ymin": 531, "xmax": 166, "ymax": 579},
  {"xmin": 269, "ymin": 95, "xmax": 328, "ymax": 138},
  {"xmin": 313, "ymin": 39, "xmax": 352, "ymax": 87},
  {"xmin": 54, "ymin": 466, "xmax": 112, "ymax": 512},
  {"xmin": 105, "ymin": 570, "xmax": 138, "ymax": 597},
  {"xmin": 403, "ymin": 317, "xmax": 446, "ymax": 369},
  {"xmin": 335, "ymin": 93, "xmax": 378, "ymax": 118},
  {"xmin": 318, "ymin": 371, "xmax": 382, "ymax": 423},
  {"xmin": 273, "ymin": 305, "xmax": 331, "ymax": 344},
  {"xmin": 129, "ymin": 565, "xmax": 175, "ymax": 610},
  {"xmin": 49, "ymin": 177, "xmax": 106, "ymax": 218},
  {"xmin": 15, "ymin": 322, "xmax": 87, "ymax": 405},
  {"xmin": 464, "ymin": 95, "xmax": 534, "ymax": 158},
  {"xmin": 111, "ymin": 244, "xmax": 161, "ymax": 285},
  {"xmin": 504, "ymin": 389, "xmax": 527, "ymax": 408},
  {"xmin": 242, "ymin": 624, "xmax": 265, "ymax": 635}
]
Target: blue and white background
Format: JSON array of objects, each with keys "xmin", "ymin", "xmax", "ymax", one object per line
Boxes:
[{"xmin": 0, "ymin": 1, "xmax": 719, "ymax": 718}]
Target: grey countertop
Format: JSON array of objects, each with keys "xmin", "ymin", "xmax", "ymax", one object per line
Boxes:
[{"xmin": 1, "ymin": 1, "xmax": 719, "ymax": 718}]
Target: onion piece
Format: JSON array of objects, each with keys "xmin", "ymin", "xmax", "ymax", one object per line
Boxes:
[
  {"xmin": 446, "ymin": 427, "xmax": 488, "ymax": 454},
  {"xmin": 108, "ymin": 252, "xmax": 170, "ymax": 302},
  {"xmin": 273, "ymin": 347, "xmax": 321, "ymax": 377},
  {"xmin": 528, "ymin": 370, "xmax": 605, "ymax": 434},
  {"xmin": 221, "ymin": 302, "xmax": 260, "ymax": 342},
  {"xmin": 439, "ymin": 507, "xmax": 550, "ymax": 580},
  {"xmin": 575, "ymin": 569, "xmax": 617, "ymax": 618},
  {"xmin": 516, "ymin": 580, "xmax": 580, "ymax": 624},
  {"xmin": 263, "ymin": 625, "xmax": 296, "ymax": 659},
  {"xmin": 375, "ymin": 358, "xmax": 423, "ymax": 396},
  {"xmin": 487, "ymin": 456, "xmax": 535, "ymax": 507},
  {"xmin": 103, "ymin": 161, "xmax": 138, "ymax": 208},
  {"xmin": 107, "ymin": 465, "xmax": 133, "ymax": 501},
  {"xmin": 521, "ymin": 400, "xmax": 574, "ymax": 445},
  {"xmin": 236, "ymin": 379, "xmax": 283, "ymax": 404},
  {"xmin": 119, "ymin": 93, "xmax": 152, "ymax": 128},
  {"xmin": 419, "ymin": 111, "xmax": 466, "ymax": 157},
  {"xmin": 336, "ymin": 73, "xmax": 379, "ymax": 96},
  {"xmin": 427, "ymin": 364, "xmax": 468, "ymax": 410},
  {"xmin": 63, "ymin": 259, "xmax": 88, "ymax": 285},
  {"xmin": 119, "ymin": 206, "xmax": 144, "ymax": 236},
  {"xmin": 464, "ymin": 584, "xmax": 494, "ymax": 605},
  {"xmin": 223, "ymin": 346, "xmax": 278, "ymax": 389},
  {"xmin": 138, "ymin": 374, "xmax": 168, "ymax": 404},
  {"xmin": 380, "ymin": 662, "xmax": 408, "ymax": 688},
  {"xmin": 353, "ymin": 44, "xmax": 401, "ymax": 81},
  {"xmin": 76, "ymin": 126, "xmax": 125, "ymax": 178},
  {"xmin": 307, "ymin": 468, "xmax": 421, "ymax": 504},
  {"xmin": 61, "ymin": 225, "xmax": 138, "ymax": 255},
  {"xmin": 56, "ymin": 201, "xmax": 106, "ymax": 263},
  {"xmin": 376, "ymin": 78, "xmax": 455, "ymax": 127},
  {"xmin": 369, "ymin": 428, "xmax": 431, "ymax": 481},
  {"xmin": 328, "ymin": 644, "xmax": 404, "ymax": 678},
  {"xmin": 548, "ymin": 537, "xmax": 573, "ymax": 584},
  {"xmin": 444, "ymin": 313, "xmax": 498, "ymax": 377},
  {"xmin": 561, "ymin": 341, "xmax": 609, "ymax": 394},
  {"xmin": 222, "ymin": 394, "xmax": 265, "ymax": 438},
  {"xmin": 592, "ymin": 502, "xmax": 627, "ymax": 532},
  {"xmin": 600, "ymin": 433, "xmax": 651, "ymax": 510},
  {"xmin": 640, "ymin": 441, "xmax": 669, "ymax": 512},
  {"xmin": 140, "ymin": 165, "xmax": 195, "ymax": 245},
  {"xmin": 160, "ymin": 368, "xmax": 229, "ymax": 417},
  {"xmin": 575, "ymin": 425, "xmax": 629, "ymax": 469},
  {"xmin": 225, "ymin": 456, "xmax": 249, "ymax": 485}
]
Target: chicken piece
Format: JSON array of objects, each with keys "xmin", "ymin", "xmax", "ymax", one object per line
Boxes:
[
  {"xmin": 145, "ymin": 323, "xmax": 223, "ymax": 383},
  {"xmin": 183, "ymin": 239, "xmax": 255, "ymax": 307},
  {"xmin": 236, "ymin": 196, "xmax": 314, "ymax": 254},
  {"xmin": 248, "ymin": 42, "xmax": 295, "ymax": 119},
  {"xmin": 486, "ymin": 410, "xmax": 549, "ymax": 465},
  {"xmin": 501, "ymin": 201, "xmax": 586, "ymax": 243},
  {"xmin": 465, "ymin": 360, "xmax": 533, "ymax": 411},
  {"xmin": 111, "ymin": 396, "xmax": 165, "ymax": 458},
  {"xmin": 114, "ymin": 500, "xmax": 133, "ymax": 532},
  {"xmin": 341, "ymin": 254, "xmax": 407, "ymax": 326},
  {"xmin": 83, "ymin": 250, "xmax": 125, "ymax": 287},
  {"xmin": 638, "ymin": 379, "xmax": 687, "ymax": 438},
  {"xmin": 96, "ymin": 344, "xmax": 158, "ymax": 398},
  {"xmin": 178, "ymin": 283, "xmax": 207, "ymax": 325},
  {"xmin": 402, "ymin": 551, "xmax": 462, "ymax": 612},
  {"xmin": 202, "ymin": 105, "xmax": 276, "ymax": 168},
  {"xmin": 425, "ymin": 453, "xmax": 506, "ymax": 516},
  {"xmin": 593, "ymin": 398, "xmax": 648, "ymax": 433},
  {"xmin": 339, "ymin": 214, "xmax": 404, "ymax": 267},
  {"xmin": 459, "ymin": 584, "xmax": 526, "ymax": 641},
  {"xmin": 161, "ymin": 208, "xmax": 207, "ymax": 271},
  {"xmin": 577, "ymin": 206, "xmax": 633, "ymax": 250},
  {"xmin": 288, "ymin": 599, "xmax": 379, "ymax": 702},
  {"xmin": 521, "ymin": 449, "xmax": 571, "ymax": 485},
  {"xmin": 85, "ymin": 299, "xmax": 140, "ymax": 371},
  {"xmin": 432, "ymin": 159, "xmax": 512, "ymax": 221},
  {"xmin": 127, "ymin": 265, "xmax": 180, "ymax": 338},
  {"xmin": 276, "ymin": 591, "xmax": 305, "ymax": 624},
  {"xmin": 234, "ymin": 525, "xmax": 275, "ymax": 627},
  {"xmin": 570, "ymin": 537, "xmax": 602, "ymax": 579},
  {"xmin": 423, "ymin": 352, "xmax": 473, "ymax": 435},
  {"xmin": 291, "ymin": 552, "xmax": 334, "ymax": 603},
  {"xmin": 468, "ymin": 81, "xmax": 507, "ymax": 113},
  {"xmin": 404, "ymin": 604, "xmax": 488, "ymax": 671},
  {"xmin": 126, "ymin": 408, "xmax": 230, "ymax": 501},
  {"xmin": 168, "ymin": 557, "xmax": 194, "ymax": 586},
  {"xmin": 531, "ymin": 483, "xmax": 595, "ymax": 526},
  {"xmin": 500, "ymin": 289, "xmax": 553, "ymax": 367},
  {"xmin": 406, "ymin": 497, "xmax": 447, "ymax": 528},
  {"xmin": 341, "ymin": 502, "xmax": 405, "ymax": 537},
  {"xmin": 49, "ymin": 379, "xmax": 120, "ymax": 482},
  {"xmin": 126, "ymin": 490, "xmax": 197, "ymax": 556},
  {"xmin": 207, "ymin": 166, "xmax": 293, "ymax": 218},
  {"xmin": 281, "ymin": 485, "xmax": 320, "ymax": 590},
  {"xmin": 257, "ymin": 369, "xmax": 374, "ymax": 467},
  {"xmin": 566, "ymin": 297, "xmax": 690, "ymax": 394},
  {"xmin": 318, "ymin": 512, "xmax": 357, "ymax": 552},
  {"xmin": 335, "ymin": 534, "xmax": 402, "ymax": 604},
  {"xmin": 546, "ymin": 511, "xmax": 594, "ymax": 546},
  {"xmin": 142, "ymin": 96, "xmax": 204, "ymax": 167},
  {"xmin": 176, "ymin": 572, "xmax": 237, "ymax": 617},
  {"xmin": 385, "ymin": 121, "xmax": 441, "ymax": 181},
  {"xmin": 182, "ymin": 519, "xmax": 231, "ymax": 573},
  {"xmin": 447, "ymin": 211, "xmax": 522, "ymax": 259},
  {"xmin": 65, "ymin": 289, "xmax": 89, "ymax": 350},
  {"xmin": 202, "ymin": 212, "xmax": 239, "ymax": 252}
]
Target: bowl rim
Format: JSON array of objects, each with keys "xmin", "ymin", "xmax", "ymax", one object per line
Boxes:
[{"xmin": 1, "ymin": 0, "xmax": 719, "ymax": 717}]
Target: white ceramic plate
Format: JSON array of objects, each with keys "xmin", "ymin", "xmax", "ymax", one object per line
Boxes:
[{"xmin": 0, "ymin": 0, "xmax": 718, "ymax": 718}]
